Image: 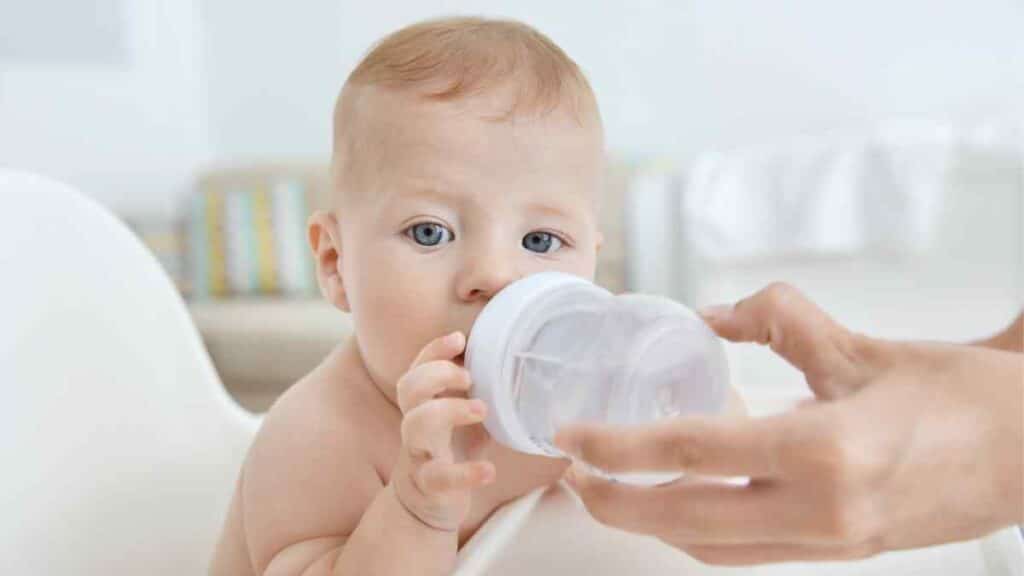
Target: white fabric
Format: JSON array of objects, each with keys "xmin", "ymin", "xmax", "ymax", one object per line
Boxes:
[
  {"xmin": 679, "ymin": 125, "xmax": 996, "ymax": 262},
  {"xmin": 624, "ymin": 166, "xmax": 690, "ymax": 299},
  {"xmin": 0, "ymin": 170, "xmax": 259, "ymax": 574},
  {"xmin": 455, "ymin": 482, "xmax": 730, "ymax": 575},
  {"xmin": 454, "ymin": 480, "xmax": 1022, "ymax": 575},
  {"xmin": 454, "ymin": 395, "xmax": 1022, "ymax": 576}
]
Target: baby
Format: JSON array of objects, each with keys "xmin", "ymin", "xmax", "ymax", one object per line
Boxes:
[{"xmin": 211, "ymin": 17, "xmax": 707, "ymax": 575}]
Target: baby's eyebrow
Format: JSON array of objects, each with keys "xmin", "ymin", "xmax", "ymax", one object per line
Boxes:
[
  {"xmin": 387, "ymin": 185, "xmax": 580, "ymax": 221},
  {"xmin": 524, "ymin": 201, "xmax": 574, "ymax": 219}
]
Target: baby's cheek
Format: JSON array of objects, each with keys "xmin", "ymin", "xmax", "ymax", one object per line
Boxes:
[
  {"xmin": 528, "ymin": 253, "xmax": 597, "ymax": 284},
  {"xmin": 359, "ymin": 274, "xmax": 451, "ymax": 379}
]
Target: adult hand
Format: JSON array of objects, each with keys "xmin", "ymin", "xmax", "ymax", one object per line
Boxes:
[{"xmin": 555, "ymin": 283, "xmax": 1024, "ymax": 565}]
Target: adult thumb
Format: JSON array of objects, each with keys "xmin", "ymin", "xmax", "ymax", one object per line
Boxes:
[{"xmin": 700, "ymin": 283, "xmax": 874, "ymax": 400}]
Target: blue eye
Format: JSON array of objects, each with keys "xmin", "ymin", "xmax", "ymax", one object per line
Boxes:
[
  {"xmin": 407, "ymin": 222, "xmax": 453, "ymax": 247},
  {"xmin": 522, "ymin": 231, "xmax": 563, "ymax": 254}
]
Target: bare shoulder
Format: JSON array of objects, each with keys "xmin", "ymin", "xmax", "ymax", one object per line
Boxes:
[{"xmin": 240, "ymin": 344, "xmax": 397, "ymax": 574}]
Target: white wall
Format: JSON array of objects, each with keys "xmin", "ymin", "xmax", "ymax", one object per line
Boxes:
[
  {"xmin": 199, "ymin": 1, "xmax": 344, "ymax": 162},
  {"xmin": 0, "ymin": 0, "xmax": 211, "ymax": 217},
  {"xmin": 670, "ymin": 1, "xmax": 1024, "ymax": 155},
  {"xmin": 1, "ymin": 0, "xmax": 1022, "ymax": 217},
  {"xmin": 199, "ymin": 0, "xmax": 1024, "ymax": 160}
]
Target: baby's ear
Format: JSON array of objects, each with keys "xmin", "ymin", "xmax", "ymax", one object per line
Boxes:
[{"xmin": 307, "ymin": 210, "xmax": 350, "ymax": 312}]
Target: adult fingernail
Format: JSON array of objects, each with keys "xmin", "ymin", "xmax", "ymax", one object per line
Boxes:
[
  {"xmin": 446, "ymin": 331, "xmax": 463, "ymax": 346},
  {"xmin": 471, "ymin": 400, "xmax": 487, "ymax": 416}
]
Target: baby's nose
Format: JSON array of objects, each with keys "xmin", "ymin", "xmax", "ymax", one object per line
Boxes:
[{"xmin": 456, "ymin": 256, "xmax": 519, "ymax": 303}]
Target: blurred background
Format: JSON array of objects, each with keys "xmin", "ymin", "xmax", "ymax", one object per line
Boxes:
[{"xmin": 2, "ymin": 0, "xmax": 1021, "ymax": 413}]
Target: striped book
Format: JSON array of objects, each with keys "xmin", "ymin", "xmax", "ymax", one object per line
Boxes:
[
  {"xmin": 225, "ymin": 187, "xmax": 257, "ymax": 294},
  {"xmin": 188, "ymin": 169, "xmax": 322, "ymax": 299},
  {"xmin": 272, "ymin": 178, "xmax": 316, "ymax": 295},
  {"xmin": 191, "ymin": 189, "xmax": 229, "ymax": 298}
]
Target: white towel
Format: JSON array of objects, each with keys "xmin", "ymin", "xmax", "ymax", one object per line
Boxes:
[{"xmin": 681, "ymin": 125, "xmax": 965, "ymax": 262}]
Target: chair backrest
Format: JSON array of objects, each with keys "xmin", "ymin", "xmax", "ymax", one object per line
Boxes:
[{"xmin": 0, "ymin": 170, "xmax": 259, "ymax": 574}]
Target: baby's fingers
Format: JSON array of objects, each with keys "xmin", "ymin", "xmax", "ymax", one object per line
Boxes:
[
  {"xmin": 411, "ymin": 331, "xmax": 465, "ymax": 370},
  {"xmin": 417, "ymin": 460, "xmax": 496, "ymax": 494},
  {"xmin": 397, "ymin": 360, "xmax": 472, "ymax": 414},
  {"xmin": 402, "ymin": 398, "xmax": 487, "ymax": 460}
]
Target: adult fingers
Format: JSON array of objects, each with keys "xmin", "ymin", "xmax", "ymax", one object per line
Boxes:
[
  {"xmin": 681, "ymin": 540, "xmax": 878, "ymax": 566},
  {"xmin": 555, "ymin": 413, "xmax": 805, "ymax": 478},
  {"xmin": 566, "ymin": 468, "xmax": 796, "ymax": 545},
  {"xmin": 700, "ymin": 283, "xmax": 873, "ymax": 399}
]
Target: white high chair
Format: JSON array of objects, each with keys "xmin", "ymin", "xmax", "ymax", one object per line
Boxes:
[{"xmin": 0, "ymin": 170, "xmax": 259, "ymax": 574}]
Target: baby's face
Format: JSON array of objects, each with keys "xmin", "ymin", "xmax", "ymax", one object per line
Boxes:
[{"xmin": 335, "ymin": 87, "xmax": 604, "ymax": 391}]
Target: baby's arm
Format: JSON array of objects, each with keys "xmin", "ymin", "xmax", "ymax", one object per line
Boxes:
[
  {"xmin": 238, "ymin": 383, "xmax": 381, "ymax": 575},
  {"xmin": 242, "ymin": 394, "xmax": 460, "ymax": 576},
  {"xmin": 243, "ymin": 333, "xmax": 492, "ymax": 576},
  {"xmin": 332, "ymin": 332, "xmax": 494, "ymax": 574}
]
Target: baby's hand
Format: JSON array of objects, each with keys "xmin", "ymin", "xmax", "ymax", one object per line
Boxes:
[{"xmin": 391, "ymin": 331, "xmax": 496, "ymax": 532}]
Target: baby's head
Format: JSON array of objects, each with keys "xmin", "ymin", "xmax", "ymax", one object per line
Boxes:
[{"xmin": 309, "ymin": 17, "xmax": 605, "ymax": 390}]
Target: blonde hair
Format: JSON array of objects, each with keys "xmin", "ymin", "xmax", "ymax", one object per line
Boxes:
[
  {"xmin": 330, "ymin": 17, "xmax": 600, "ymax": 201},
  {"xmin": 343, "ymin": 16, "xmax": 596, "ymax": 120}
]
